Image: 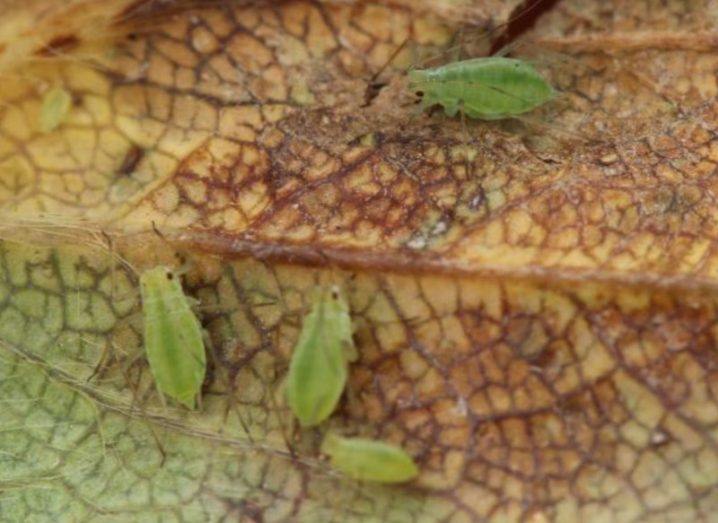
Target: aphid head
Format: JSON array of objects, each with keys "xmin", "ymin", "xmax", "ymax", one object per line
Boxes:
[{"xmin": 407, "ymin": 70, "xmax": 427, "ymax": 104}]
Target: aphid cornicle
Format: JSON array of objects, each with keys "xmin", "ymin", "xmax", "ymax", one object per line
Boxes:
[
  {"xmin": 285, "ymin": 285, "xmax": 356, "ymax": 427},
  {"xmin": 408, "ymin": 56, "xmax": 555, "ymax": 120},
  {"xmin": 321, "ymin": 433, "xmax": 419, "ymax": 484},
  {"xmin": 140, "ymin": 266, "xmax": 206, "ymax": 409}
]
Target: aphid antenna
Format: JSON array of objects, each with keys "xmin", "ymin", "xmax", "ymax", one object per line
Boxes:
[
  {"xmin": 458, "ymin": 102, "xmax": 475, "ymax": 180},
  {"xmin": 332, "ymin": 475, "xmax": 367, "ymax": 522},
  {"xmin": 516, "ymin": 111, "xmax": 599, "ymax": 147},
  {"xmin": 214, "ymin": 342, "xmax": 259, "ymax": 446},
  {"xmin": 311, "ymin": 245, "xmax": 348, "ymax": 291},
  {"xmin": 100, "ymin": 228, "xmax": 138, "ymax": 301},
  {"xmin": 364, "ymin": 36, "xmax": 411, "ymax": 106},
  {"xmin": 21, "ymin": 52, "xmax": 119, "ymax": 76},
  {"xmin": 114, "ymin": 0, "xmax": 236, "ymax": 28},
  {"xmin": 68, "ymin": 382, "xmax": 110, "ymax": 462},
  {"xmin": 0, "ymin": 72, "xmax": 50, "ymax": 101},
  {"xmin": 514, "ymin": 44, "xmax": 601, "ymax": 80},
  {"xmin": 270, "ymin": 378, "xmax": 299, "ymax": 459},
  {"xmin": 380, "ymin": 36, "xmax": 410, "ymax": 76},
  {"xmin": 0, "ymin": 214, "xmax": 128, "ymax": 260},
  {"xmin": 85, "ymin": 339, "xmax": 117, "ymax": 384},
  {"xmin": 622, "ymin": 67, "xmax": 680, "ymax": 110},
  {"xmin": 118, "ymin": 359, "xmax": 168, "ymax": 466},
  {"xmin": 411, "ymin": 0, "xmax": 546, "ymax": 70},
  {"xmin": 149, "ymin": 221, "xmax": 191, "ymax": 273}
]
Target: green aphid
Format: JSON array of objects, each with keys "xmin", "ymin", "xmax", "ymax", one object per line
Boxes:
[
  {"xmin": 285, "ymin": 285, "xmax": 356, "ymax": 427},
  {"xmin": 408, "ymin": 56, "xmax": 555, "ymax": 120},
  {"xmin": 321, "ymin": 433, "xmax": 419, "ymax": 484},
  {"xmin": 140, "ymin": 266, "xmax": 206, "ymax": 409},
  {"xmin": 39, "ymin": 86, "xmax": 72, "ymax": 133}
]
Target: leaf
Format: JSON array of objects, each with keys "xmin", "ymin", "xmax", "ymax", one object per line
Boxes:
[{"xmin": 1, "ymin": 0, "xmax": 718, "ymax": 521}]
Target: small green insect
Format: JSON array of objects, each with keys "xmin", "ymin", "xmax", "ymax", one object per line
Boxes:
[
  {"xmin": 39, "ymin": 86, "xmax": 72, "ymax": 133},
  {"xmin": 285, "ymin": 285, "xmax": 357, "ymax": 427},
  {"xmin": 140, "ymin": 266, "xmax": 206, "ymax": 409},
  {"xmin": 321, "ymin": 433, "xmax": 419, "ymax": 484},
  {"xmin": 408, "ymin": 56, "xmax": 555, "ymax": 120}
]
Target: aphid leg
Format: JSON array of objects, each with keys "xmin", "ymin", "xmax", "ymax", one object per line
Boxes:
[
  {"xmin": 226, "ymin": 373, "xmax": 255, "ymax": 444},
  {"xmin": 409, "ymin": 99, "xmax": 425, "ymax": 120},
  {"xmin": 517, "ymin": 112, "xmax": 595, "ymax": 146},
  {"xmin": 70, "ymin": 385, "xmax": 109, "ymax": 462},
  {"xmin": 233, "ymin": 390, "xmax": 256, "ymax": 445},
  {"xmin": 455, "ymin": 28, "xmax": 466, "ymax": 61},
  {"xmin": 326, "ymin": 467, "xmax": 353, "ymax": 523},
  {"xmin": 86, "ymin": 340, "xmax": 111, "ymax": 383},
  {"xmin": 210, "ymin": 336, "xmax": 256, "ymax": 444},
  {"xmin": 119, "ymin": 359, "xmax": 167, "ymax": 466},
  {"xmin": 270, "ymin": 374, "xmax": 297, "ymax": 458},
  {"xmin": 459, "ymin": 102, "xmax": 474, "ymax": 180},
  {"xmin": 151, "ymin": 220, "xmax": 165, "ymax": 240},
  {"xmin": 148, "ymin": 420, "xmax": 167, "ymax": 467},
  {"xmin": 100, "ymin": 230, "xmax": 117, "ymax": 301},
  {"xmin": 343, "ymin": 368, "xmax": 363, "ymax": 420},
  {"xmin": 337, "ymin": 471, "xmax": 365, "ymax": 523},
  {"xmin": 196, "ymin": 389, "xmax": 203, "ymax": 411}
]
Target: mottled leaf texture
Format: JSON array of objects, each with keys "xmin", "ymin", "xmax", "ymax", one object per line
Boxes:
[{"xmin": 0, "ymin": 0, "xmax": 717, "ymax": 522}]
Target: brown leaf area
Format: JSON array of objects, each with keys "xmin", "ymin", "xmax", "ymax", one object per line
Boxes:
[{"xmin": 1, "ymin": 0, "xmax": 718, "ymax": 521}]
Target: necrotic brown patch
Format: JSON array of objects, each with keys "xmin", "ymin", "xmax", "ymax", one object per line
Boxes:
[{"xmin": 36, "ymin": 34, "xmax": 80, "ymax": 57}]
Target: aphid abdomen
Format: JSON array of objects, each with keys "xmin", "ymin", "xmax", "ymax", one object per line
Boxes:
[{"xmin": 409, "ymin": 57, "xmax": 554, "ymax": 120}]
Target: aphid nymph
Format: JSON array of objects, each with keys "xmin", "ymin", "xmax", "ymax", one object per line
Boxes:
[
  {"xmin": 140, "ymin": 265, "xmax": 206, "ymax": 409},
  {"xmin": 285, "ymin": 285, "xmax": 356, "ymax": 427},
  {"xmin": 39, "ymin": 86, "xmax": 72, "ymax": 133},
  {"xmin": 321, "ymin": 433, "xmax": 419, "ymax": 484},
  {"xmin": 409, "ymin": 56, "xmax": 555, "ymax": 120}
]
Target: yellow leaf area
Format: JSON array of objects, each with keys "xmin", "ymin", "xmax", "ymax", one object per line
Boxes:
[{"xmin": 1, "ymin": 0, "xmax": 718, "ymax": 521}]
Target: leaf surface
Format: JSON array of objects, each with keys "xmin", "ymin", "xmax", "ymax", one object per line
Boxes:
[{"xmin": 0, "ymin": 0, "xmax": 717, "ymax": 521}]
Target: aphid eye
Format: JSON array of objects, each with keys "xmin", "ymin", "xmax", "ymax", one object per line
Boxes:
[
  {"xmin": 415, "ymin": 90, "xmax": 424, "ymax": 97},
  {"xmin": 166, "ymin": 272, "xmax": 173, "ymax": 280}
]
